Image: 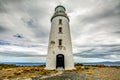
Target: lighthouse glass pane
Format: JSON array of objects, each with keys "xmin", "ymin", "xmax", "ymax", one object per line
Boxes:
[{"xmin": 56, "ymin": 7, "xmax": 65, "ymax": 12}]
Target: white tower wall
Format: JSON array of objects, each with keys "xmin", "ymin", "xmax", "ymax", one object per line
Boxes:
[{"xmin": 45, "ymin": 5, "xmax": 75, "ymax": 70}]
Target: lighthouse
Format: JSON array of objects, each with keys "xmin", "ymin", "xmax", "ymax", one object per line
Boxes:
[{"xmin": 45, "ymin": 5, "xmax": 75, "ymax": 70}]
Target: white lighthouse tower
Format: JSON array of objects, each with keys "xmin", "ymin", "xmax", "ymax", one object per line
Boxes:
[{"xmin": 45, "ymin": 5, "xmax": 75, "ymax": 70}]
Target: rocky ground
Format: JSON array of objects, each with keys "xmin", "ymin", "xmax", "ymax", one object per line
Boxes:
[
  {"xmin": 0, "ymin": 65, "xmax": 120, "ymax": 80},
  {"xmin": 32, "ymin": 66, "xmax": 120, "ymax": 80}
]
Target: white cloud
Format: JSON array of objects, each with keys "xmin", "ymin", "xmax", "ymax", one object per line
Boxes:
[{"xmin": 0, "ymin": 0, "xmax": 120, "ymax": 62}]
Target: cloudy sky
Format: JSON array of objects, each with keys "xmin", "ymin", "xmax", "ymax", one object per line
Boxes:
[{"xmin": 0, "ymin": 0, "xmax": 120, "ymax": 63}]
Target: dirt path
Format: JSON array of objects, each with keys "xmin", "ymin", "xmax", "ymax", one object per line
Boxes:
[
  {"xmin": 32, "ymin": 71, "xmax": 98, "ymax": 80},
  {"xmin": 42, "ymin": 72, "xmax": 87, "ymax": 80},
  {"xmin": 40, "ymin": 71, "xmax": 63, "ymax": 79}
]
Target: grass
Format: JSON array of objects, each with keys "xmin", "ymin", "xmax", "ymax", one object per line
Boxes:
[
  {"xmin": 0, "ymin": 64, "xmax": 59, "ymax": 79},
  {"xmin": 0, "ymin": 64, "xmax": 17, "ymax": 70},
  {"xmin": 0, "ymin": 64, "xmax": 119, "ymax": 79}
]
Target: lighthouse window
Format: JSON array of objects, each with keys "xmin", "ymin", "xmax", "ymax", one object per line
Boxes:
[
  {"xmin": 59, "ymin": 39, "xmax": 62, "ymax": 46},
  {"xmin": 59, "ymin": 19, "xmax": 62, "ymax": 25},
  {"xmin": 59, "ymin": 27, "xmax": 62, "ymax": 33}
]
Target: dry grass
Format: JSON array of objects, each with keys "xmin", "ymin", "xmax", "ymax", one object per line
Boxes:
[
  {"xmin": 0, "ymin": 64, "xmax": 120, "ymax": 80},
  {"xmin": 0, "ymin": 64, "xmax": 58, "ymax": 79}
]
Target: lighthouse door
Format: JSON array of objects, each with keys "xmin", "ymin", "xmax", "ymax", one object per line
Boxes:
[{"xmin": 56, "ymin": 54, "xmax": 64, "ymax": 69}]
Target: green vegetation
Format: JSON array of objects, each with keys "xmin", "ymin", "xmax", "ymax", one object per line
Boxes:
[{"xmin": 0, "ymin": 64, "xmax": 17, "ymax": 70}]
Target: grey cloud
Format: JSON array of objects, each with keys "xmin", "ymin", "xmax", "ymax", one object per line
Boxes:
[
  {"xmin": 0, "ymin": 0, "xmax": 120, "ymax": 62},
  {"xmin": 74, "ymin": 53, "xmax": 107, "ymax": 58},
  {"xmin": 113, "ymin": 31, "xmax": 120, "ymax": 34},
  {"xmin": 0, "ymin": 0, "xmax": 23, "ymax": 13},
  {"xmin": 0, "ymin": 51, "xmax": 46, "ymax": 57},
  {"xmin": 74, "ymin": 44, "xmax": 120, "ymax": 60},
  {"xmin": 76, "ymin": 44, "xmax": 120, "ymax": 48},
  {"xmin": 22, "ymin": 18, "xmax": 49, "ymax": 42},
  {"xmin": 13, "ymin": 34, "xmax": 24, "ymax": 39},
  {"xmin": 78, "ymin": 1, "xmax": 120, "ymax": 24},
  {"xmin": 0, "ymin": 2, "xmax": 6, "ymax": 13},
  {"xmin": 1, "ymin": 0, "xmax": 50, "ymax": 43},
  {"xmin": 0, "ymin": 25, "xmax": 8, "ymax": 32},
  {"xmin": 0, "ymin": 40, "xmax": 46, "ymax": 48},
  {"xmin": 78, "ymin": 48, "xmax": 95, "ymax": 54}
]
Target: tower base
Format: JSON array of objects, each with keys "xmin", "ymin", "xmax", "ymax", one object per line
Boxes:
[{"xmin": 45, "ymin": 67, "xmax": 76, "ymax": 70}]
